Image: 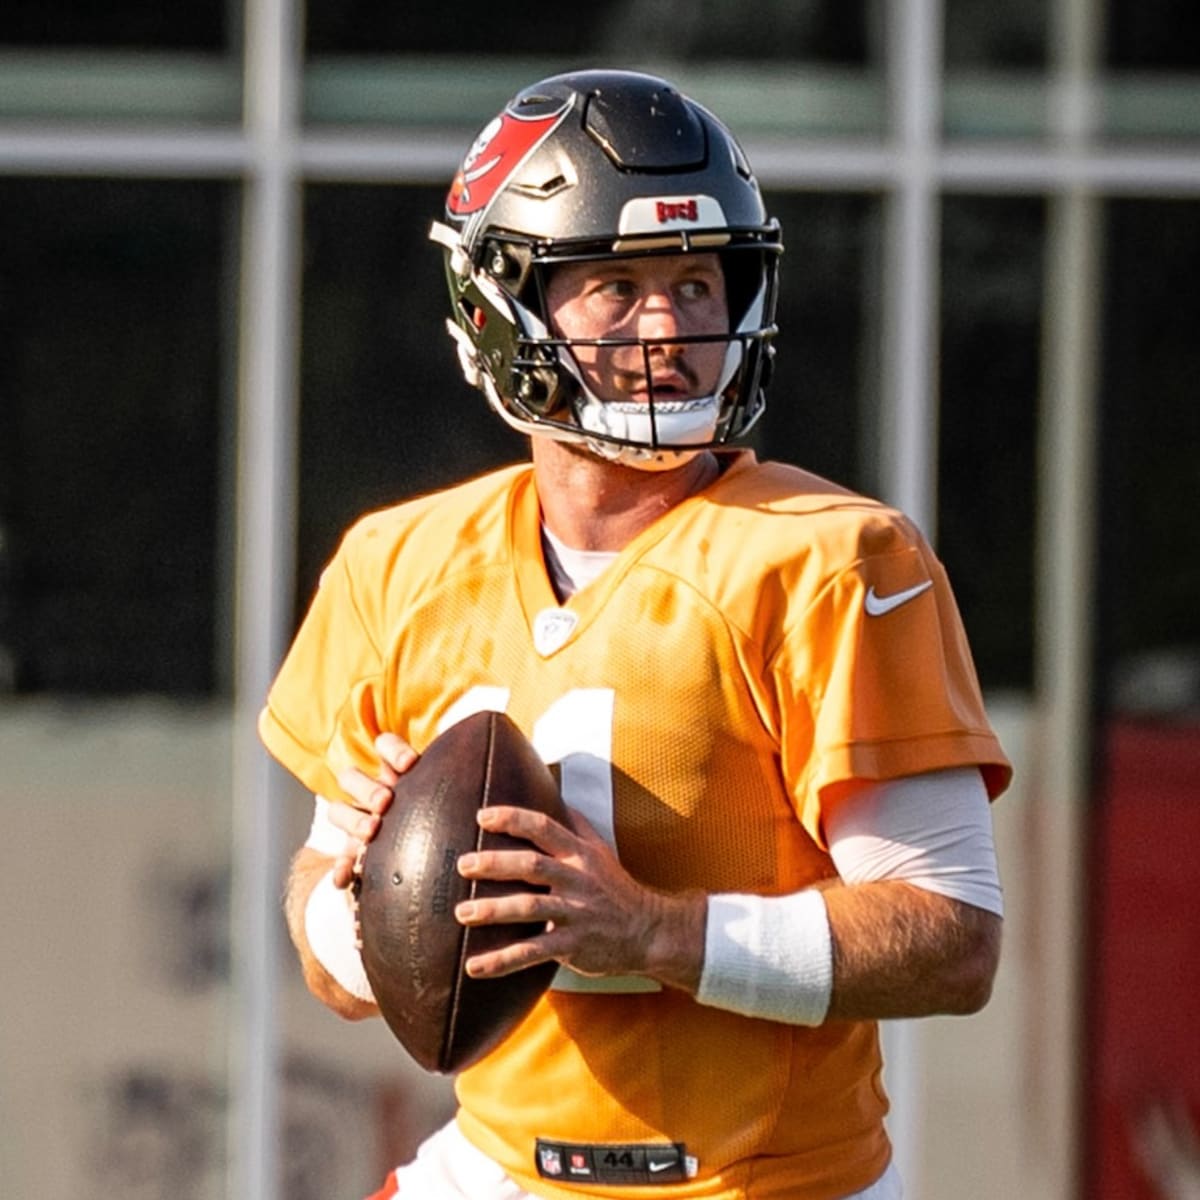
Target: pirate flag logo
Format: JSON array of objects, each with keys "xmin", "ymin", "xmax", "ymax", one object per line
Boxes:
[{"xmin": 447, "ymin": 102, "xmax": 570, "ymax": 217}]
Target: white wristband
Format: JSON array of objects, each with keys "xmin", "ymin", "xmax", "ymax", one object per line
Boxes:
[
  {"xmin": 304, "ymin": 869, "xmax": 376, "ymax": 1004},
  {"xmin": 697, "ymin": 890, "xmax": 833, "ymax": 1026}
]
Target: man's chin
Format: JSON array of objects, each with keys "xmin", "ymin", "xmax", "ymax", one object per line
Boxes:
[{"xmin": 537, "ymin": 430, "xmax": 703, "ymax": 474}]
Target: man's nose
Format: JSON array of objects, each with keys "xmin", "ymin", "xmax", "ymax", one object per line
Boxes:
[{"xmin": 635, "ymin": 292, "xmax": 682, "ymax": 341}]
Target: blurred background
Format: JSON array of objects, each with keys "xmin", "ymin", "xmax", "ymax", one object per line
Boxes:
[{"xmin": 1, "ymin": 1, "xmax": 1198, "ymax": 1198}]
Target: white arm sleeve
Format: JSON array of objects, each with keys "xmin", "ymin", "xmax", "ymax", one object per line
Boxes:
[
  {"xmin": 301, "ymin": 795, "xmax": 376, "ymax": 1003},
  {"xmin": 305, "ymin": 794, "xmax": 348, "ymax": 856},
  {"xmin": 825, "ymin": 766, "xmax": 1004, "ymax": 916}
]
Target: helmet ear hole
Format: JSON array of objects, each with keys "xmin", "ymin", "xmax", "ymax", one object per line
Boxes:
[
  {"xmin": 481, "ymin": 239, "xmax": 533, "ymax": 298},
  {"xmin": 516, "ymin": 366, "xmax": 561, "ymax": 416}
]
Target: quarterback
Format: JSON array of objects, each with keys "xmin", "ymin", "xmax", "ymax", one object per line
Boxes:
[{"xmin": 261, "ymin": 69, "xmax": 1011, "ymax": 1200}]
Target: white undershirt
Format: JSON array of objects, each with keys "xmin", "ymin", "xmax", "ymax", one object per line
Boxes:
[
  {"xmin": 826, "ymin": 766, "xmax": 1003, "ymax": 916},
  {"xmin": 540, "ymin": 523, "xmax": 617, "ymax": 598}
]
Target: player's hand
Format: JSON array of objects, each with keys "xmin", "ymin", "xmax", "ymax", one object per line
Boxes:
[
  {"xmin": 453, "ymin": 806, "xmax": 706, "ymax": 992},
  {"xmin": 328, "ymin": 732, "xmax": 417, "ymax": 889}
]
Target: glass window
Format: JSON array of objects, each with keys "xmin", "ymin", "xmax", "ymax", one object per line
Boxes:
[
  {"xmin": 306, "ymin": 0, "xmax": 872, "ymax": 63},
  {"xmin": 297, "ymin": 184, "xmax": 528, "ymax": 602},
  {"xmin": 1106, "ymin": 0, "xmax": 1200, "ymax": 70},
  {"xmin": 303, "ymin": 11, "xmax": 882, "ymax": 134},
  {"xmin": 942, "ymin": 0, "xmax": 1049, "ymax": 138},
  {"xmin": 937, "ymin": 196, "xmax": 1045, "ymax": 692},
  {"xmin": 1098, "ymin": 198, "xmax": 1200, "ymax": 717},
  {"xmin": 944, "ymin": 0, "xmax": 1047, "ymax": 68},
  {"xmin": 0, "ymin": 1, "xmax": 227, "ymax": 50},
  {"xmin": 756, "ymin": 191, "xmax": 881, "ymax": 494},
  {"xmin": 0, "ymin": 179, "xmax": 233, "ymax": 695}
]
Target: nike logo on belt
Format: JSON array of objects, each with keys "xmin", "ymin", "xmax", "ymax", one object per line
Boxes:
[{"xmin": 864, "ymin": 580, "xmax": 933, "ymax": 616}]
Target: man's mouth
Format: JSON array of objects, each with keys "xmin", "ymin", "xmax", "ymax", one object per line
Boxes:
[{"xmin": 620, "ymin": 362, "xmax": 699, "ymax": 401}]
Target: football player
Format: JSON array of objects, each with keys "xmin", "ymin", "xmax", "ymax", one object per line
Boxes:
[{"xmin": 262, "ymin": 69, "xmax": 1011, "ymax": 1200}]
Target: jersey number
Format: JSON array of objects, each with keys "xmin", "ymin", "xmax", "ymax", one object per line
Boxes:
[
  {"xmin": 438, "ymin": 685, "xmax": 616, "ymax": 847},
  {"xmin": 437, "ymin": 686, "xmax": 660, "ymax": 994}
]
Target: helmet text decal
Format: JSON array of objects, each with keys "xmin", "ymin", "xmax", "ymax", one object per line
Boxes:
[{"xmin": 618, "ymin": 195, "xmax": 727, "ymax": 235}]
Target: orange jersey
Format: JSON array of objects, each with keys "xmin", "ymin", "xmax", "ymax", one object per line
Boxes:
[{"xmin": 260, "ymin": 450, "xmax": 1010, "ymax": 1200}]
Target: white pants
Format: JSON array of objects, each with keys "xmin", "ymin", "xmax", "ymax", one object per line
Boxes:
[{"xmin": 371, "ymin": 1119, "xmax": 903, "ymax": 1199}]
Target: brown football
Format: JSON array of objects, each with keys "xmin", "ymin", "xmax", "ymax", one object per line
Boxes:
[{"xmin": 354, "ymin": 709, "xmax": 567, "ymax": 1074}]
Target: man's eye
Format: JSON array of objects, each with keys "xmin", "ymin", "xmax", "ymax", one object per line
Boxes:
[{"xmin": 595, "ymin": 279, "xmax": 635, "ymax": 299}]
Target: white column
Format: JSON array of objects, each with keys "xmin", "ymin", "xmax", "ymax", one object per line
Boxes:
[
  {"xmin": 1027, "ymin": 2, "xmax": 1103, "ymax": 1197},
  {"xmin": 227, "ymin": 1, "xmax": 303, "ymax": 1198},
  {"xmin": 878, "ymin": 1, "xmax": 944, "ymax": 1192},
  {"xmin": 880, "ymin": 0, "xmax": 942, "ymax": 539}
]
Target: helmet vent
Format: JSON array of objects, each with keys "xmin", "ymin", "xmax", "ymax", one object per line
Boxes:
[
  {"xmin": 583, "ymin": 82, "xmax": 707, "ymax": 171},
  {"xmin": 513, "ymin": 173, "xmax": 569, "ymax": 199}
]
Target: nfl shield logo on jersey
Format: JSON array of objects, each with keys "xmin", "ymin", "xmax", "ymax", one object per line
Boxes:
[
  {"xmin": 538, "ymin": 1145, "xmax": 563, "ymax": 1177},
  {"xmin": 533, "ymin": 607, "xmax": 579, "ymax": 656}
]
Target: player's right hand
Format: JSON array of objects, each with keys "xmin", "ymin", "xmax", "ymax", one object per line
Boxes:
[{"xmin": 329, "ymin": 732, "xmax": 417, "ymax": 889}]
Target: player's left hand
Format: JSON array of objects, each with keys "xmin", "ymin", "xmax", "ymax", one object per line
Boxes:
[
  {"xmin": 454, "ymin": 806, "xmax": 705, "ymax": 992},
  {"xmin": 327, "ymin": 732, "xmax": 417, "ymax": 889}
]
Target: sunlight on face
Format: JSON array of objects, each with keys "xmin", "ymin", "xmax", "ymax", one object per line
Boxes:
[{"xmin": 545, "ymin": 254, "xmax": 729, "ymax": 404}]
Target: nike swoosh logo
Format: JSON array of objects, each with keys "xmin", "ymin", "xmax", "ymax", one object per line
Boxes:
[
  {"xmin": 864, "ymin": 580, "xmax": 933, "ymax": 616},
  {"xmin": 648, "ymin": 1161, "xmax": 675, "ymax": 1173}
]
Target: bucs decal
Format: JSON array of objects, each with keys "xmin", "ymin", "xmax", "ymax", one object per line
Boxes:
[
  {"xmin": 656, "ymin": 199, "xmax": 699, "ymax": 223},
  {"xmin": 447, "ymin": 102, "xmax": 571, "ymax": 216},
  {"xmin": 617, "ymin": 194, "xmax": 727, "ymax": 236}
]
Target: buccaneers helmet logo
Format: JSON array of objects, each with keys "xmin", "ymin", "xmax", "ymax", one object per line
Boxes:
[{"xmin": 447, "ymin": 102, "xmax": 570, "ymax": 217}]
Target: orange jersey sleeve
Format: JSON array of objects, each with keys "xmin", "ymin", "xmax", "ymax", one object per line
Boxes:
[{"xmin": 258, "ymin": 465, "xmax": 529, "ymax": 798}]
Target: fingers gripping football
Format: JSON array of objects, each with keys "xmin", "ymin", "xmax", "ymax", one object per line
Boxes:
[
  {"xmin": 329, "ymin": 732, "xmax": 416, "ymax": 888},
  {"xmin": 455, "ymin": 805, "xmax": 690, "ymax": 983}
]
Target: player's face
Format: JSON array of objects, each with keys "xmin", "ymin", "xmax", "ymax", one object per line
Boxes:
[{"xmin": 545, "ymin": 254, "xmax": 729, "ymax": 405}]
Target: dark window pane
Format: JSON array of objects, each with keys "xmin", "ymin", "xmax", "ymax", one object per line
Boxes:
[
  {"xmin": 1098, "ymin": 199, "xmax": 1200, "ymax": 718},
  {"xmin": 937, "ymin": 196, "xmax": 1044, "ymax": 692},
  {"xmin": 757, "ymin": 191, "xmax": 880, "ymax": 493},
  {"xmin": 306, "ymin": 1, "xmax": 871, "ymax": 64},
  {"xmin": 297, "ymin": 185, "xmax": 527, "ymax": 601},
  {"xmin": 1106, "ymin": 0, "xmax": 1200, "ymax": 70},
  {"xmin": 0, "ymin": 180, "xmax": 231, "ymax": 695},
  {"xmin": 945, "ymin": 0, "xmax": 1047, "ymax": 67},
  {"xmin": 0, "ymin": 1, "xmax": 226, "ymax": 50}
]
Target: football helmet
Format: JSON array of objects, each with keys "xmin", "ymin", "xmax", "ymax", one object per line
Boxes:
[{"xmin": 430, "ymin": 69, "xmax": 782, "ymax": 469}]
